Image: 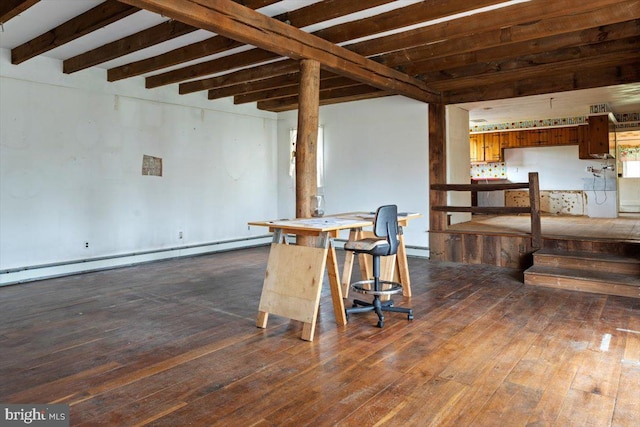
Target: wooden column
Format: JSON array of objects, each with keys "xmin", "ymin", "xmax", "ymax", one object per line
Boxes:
[
  {"xmin": 528, "ymin": 172, "xmax": 542, "ymax": 248},
  {"xmin": 295, "ymin": 59, "xmax": 320, "ymax": 246},
  {"xmin": 429, "ymin": 98, "xmax": 447, "ymax": 234}
]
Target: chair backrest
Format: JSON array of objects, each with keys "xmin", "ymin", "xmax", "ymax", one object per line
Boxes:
[{"xmin": 374, "ymin": 205, "xmax": 399, "ymax": 255}]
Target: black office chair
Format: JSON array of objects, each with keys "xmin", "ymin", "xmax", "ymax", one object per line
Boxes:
[{"xmin": 344, "ymin": 205, "xmax": 413, "ymax": 328}]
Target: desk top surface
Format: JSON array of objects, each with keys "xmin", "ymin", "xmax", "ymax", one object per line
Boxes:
[{"xmin": 248, "ymin": 212, "xmax": 421, "ymax": 232}]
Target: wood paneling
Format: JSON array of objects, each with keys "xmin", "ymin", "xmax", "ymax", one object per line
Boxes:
[{"xmin": 430, "ymin": 230, "xmax": 533, "ymax": 269}]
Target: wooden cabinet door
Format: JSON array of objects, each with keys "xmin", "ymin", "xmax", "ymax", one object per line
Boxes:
[
  {"xmin": 536, "ymin": 129, "xmax": 550, "ymax": 145},
  {"xmin": 469, "ymin": 134, "xmax": 484, "ymax": 162},
  {"xmin": 549, "ymin": 128, "xmax": 565, "ymax": 145},
  {"xmin": 524, "ymin": 130, "xmax": 539, "ymax": 146},
  {"xmin": 502, "ymin": 131, "xmax": 515, "ymax": 149},
  {"xmin": 578, "ymin": 125, "xmax": 590, "ymax": 159},
  {"xmin": 587, "ymin": 115, "xmax": 609, "ymax": 156},
  {"xmin": 484, "ymin": 133, "xmax": 502, "ymax": 162},
  {"xmin": 552, "ymin": 126, "xmax": 580, "ymax": 145},
  {"xmin": 512, "ymin": 130, "xmax": 527, "ymax": 147},
  {"xmin": 566, "ymin": 126, "xmax": 579, "ymax": 144}
]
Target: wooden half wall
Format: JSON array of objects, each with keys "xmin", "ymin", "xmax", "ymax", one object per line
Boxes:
[
  {"xmin": 427, "ymin": 135, "xmax": 537, "ymax": 267},
  {"xmin": 429, "ymin": 231, "xmax": 535, "ymax": 269}
]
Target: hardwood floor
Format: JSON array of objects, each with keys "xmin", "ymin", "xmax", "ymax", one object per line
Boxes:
[{"xmin": 1, "ymin": 246, "xmax": 639, "ymax": 426}]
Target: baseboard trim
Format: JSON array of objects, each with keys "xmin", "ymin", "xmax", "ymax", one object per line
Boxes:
[{"xmin": 0, "ymin": 235, "xmax": 272, "ymax": 286}]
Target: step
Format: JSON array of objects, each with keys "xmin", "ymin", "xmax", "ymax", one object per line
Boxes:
[
  {"xmin": 533, "ymin": 248, "xmax": 640, "ymax": 275},
  {"xmin": 524, "ymin": 265, "xmax": 640, "ymax": 299}
]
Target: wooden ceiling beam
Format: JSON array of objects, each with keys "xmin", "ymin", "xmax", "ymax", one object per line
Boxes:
[
  {"xmin": 105, "ymin": 0, "xmax": 278, "ymax": 81},
  {"xmin": 194, "ymin": 2, "xmax": 640, "ymax": 106},
  {"xmin": 11, "ymin": 0, "xmax": 139, "ymax": 64},
  {"xmin": 444, "ymin": 62, "xmax": 640, "ymax": 104},
  {"xmin": 219, "ymin": 17, "xmax": 637, "ymax": 105},
  {"xmin": 348, "ymin": 0, "xmax": 633, "ymax": 57},
  {"xmin": 378, "ymin": 4, "xmax": 640, "ymax": 72},
  {"xmin": 0, "ymin": 0, "xmax": 39, "ymax": 24},
  {"xmin": 208, "ymin": 73, "xmax": 301, "ymax": 100},
  {"xmin": 257, "ymin": 85, "xmax": 389, "ymax": 113},
  {"xmin": 142, "ymin": 0, "xmax": 497, "ymax": 89},
  {"xmin": 181, "ymin": 59, "xmax": 299, "ymax": 94},
  {"xmin": 406, "ymin": 20, "xmax": 640, "ymax": 76},
  {"xmin": 168, "ymin": 0, "xmax": 633, "ymax": 97},
  {"xmin": 148, "ymin": 47, "xmax": 277, "ymax": 89},
  {"xmin": 109, "ymin": 0, "xmax": 393, "ymax": 82},
  {"xmin": 117, "ymin": 0, "xmax": 438, "ymax": 102},
  {"xmin": 208, "ymin": 70, "xmax": 337, "ymax": 101},
  {"xmin": 63, "ymin": 19, "xmax": 196, "ymax": 74},
  {"xmin": 234, "ymin": 75, "xmax": 356, "ymax": 105},
  {"xmin": 429, "ymin": 42, "xmax": 640, "ymax": 92}
]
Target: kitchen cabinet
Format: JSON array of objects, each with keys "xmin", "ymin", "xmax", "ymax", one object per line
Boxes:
[
  {"xmin": 470, "ymin": 133, "xmax": 484, "ymax": 162},
  {"xmin": 550, "ymin": 127, "xmax": 579, "ymax": 145},
  {"xmin": 579, "ymin": 114, "xmax": 616, "ymax": 159},
  {"xmin": 473, "ymin": 125, "xmax": 583, "ymax": 156},
  {"xmin": 525, "ymin": 129, "xmax": 550, "ymax": 146},
  {"xmin": 469, "ymin": 133, "xmax": 505, "ymax": 163},
  {"xmin": 483, "ymin": 132, "xmax": 505, "ymax": 161}
]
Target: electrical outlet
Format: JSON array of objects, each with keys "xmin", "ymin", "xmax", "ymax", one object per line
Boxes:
[
  {"xmin": 179, "ymin": 231, "xmax": 183, "ymax": 239},
  {"xmin": 85, "ymin": 242, "xmax": 89, "ymax": 248}
]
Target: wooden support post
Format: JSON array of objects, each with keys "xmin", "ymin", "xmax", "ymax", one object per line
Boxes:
[
  {"xmin": 295, "ymin": 59, "xmax": 320, "ymax": 246},
  {"xmin": 429, "ymin": 98, "xmax": 447, "ymax": 252},
  {"xmin": 528, "ymin": 172, "xmax": 542, "ymax": 248}
]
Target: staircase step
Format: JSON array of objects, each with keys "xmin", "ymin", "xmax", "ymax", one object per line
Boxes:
[
  {"xmin": 524, "ymin": 265, "xmax": 640, "ymax": 299},
  {"xmin": 533, "ymin": 248, "xmax": 640, "ymax": 275}
]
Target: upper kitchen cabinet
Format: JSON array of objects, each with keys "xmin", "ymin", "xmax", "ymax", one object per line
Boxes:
[
  {"xmin": 579, "ymin": 113, "xmax": 617, "ymax": 159},
  {"xmin": 470, "ymin": 133, "xmax": 505, "ymax": 163}
]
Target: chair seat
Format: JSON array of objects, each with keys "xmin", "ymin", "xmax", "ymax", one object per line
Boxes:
[{"xmin": 344, "ymin": 238, "xmax": 390, "ymax": 255}]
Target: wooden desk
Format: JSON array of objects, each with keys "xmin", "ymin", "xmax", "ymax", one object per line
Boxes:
[{"xmin": 249, "ymin": 212, "xmax": 420, "ymax": 341}]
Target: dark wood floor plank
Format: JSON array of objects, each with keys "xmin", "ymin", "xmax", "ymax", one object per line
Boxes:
[{"xmin": 1, "ymin": 246, "xmax": 638, "ymax": 425}]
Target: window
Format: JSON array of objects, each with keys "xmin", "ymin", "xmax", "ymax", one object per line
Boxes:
[
  {"xmin": 623, "ymin": 160, "xmax": 640, "ymax": 178},
  {"xmin": 618, "ymin": 142, "xmax": 640, "ymax": 178},
  {"xmin": 289, "ymin": 126, "xmax": 324, "ymax": 189}
]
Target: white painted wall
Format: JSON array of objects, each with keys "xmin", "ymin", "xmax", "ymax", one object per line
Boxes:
[
  {"xmin": 276, "ymin": 96, "xmax": 430, "ymax": 249},
  {"xmin": 0, "ymin": 49, "xmax": 278, "ymax": 281},
  {"xmin": 446, "ymin": 106, "xmax": 472, "ymax": 225},
  {"xmin": 503, "ymin": 144, "xmax": 620, "ymax": 217},
  {"xmin": 504, "ymin": 145, "xmax": 609, "ymax": 190}
]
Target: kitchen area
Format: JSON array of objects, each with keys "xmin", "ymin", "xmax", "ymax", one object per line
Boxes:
[{"xmin": 469, "ymin": 112, "xmax": 640, "ymax": 218}]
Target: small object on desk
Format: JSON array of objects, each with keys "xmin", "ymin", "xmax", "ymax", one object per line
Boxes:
[{"xmin": 311, "ymin": 195, "xmax": 325, "ymax": 217}]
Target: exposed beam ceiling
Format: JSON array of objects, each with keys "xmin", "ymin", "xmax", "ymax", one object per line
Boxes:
[
  {"xmin": 115, "ymin": 0, "xmax": 438, "ymax": 103},
  {"xmin": 0, "ymin": 0, "xmax": 638, "ymax": 119},
  {"xmin": 0, "ymin": 0, "xmax": 39, "ymax": 24}
]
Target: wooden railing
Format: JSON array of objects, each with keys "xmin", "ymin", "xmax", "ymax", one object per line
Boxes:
[{"xmin": 430, "ymin": 172, "xmax": 542, "ymax": 248}]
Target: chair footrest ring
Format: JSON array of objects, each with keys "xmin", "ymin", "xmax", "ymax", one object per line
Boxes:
[{"xmin": 350, "ymin": 279, "xmax": 403, "ymax": 296}]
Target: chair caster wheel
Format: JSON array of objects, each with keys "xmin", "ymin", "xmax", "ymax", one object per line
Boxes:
[
  {"xmin": 408, "ymin": 314, "xmax": 414, "ymax": 321},
  {"xmin": 377, "ymin": 320, "xmax": 384, "ymax": 328},
  {"xmin": 352, "ymin": 303, "xmax": 358, "ymax": 308}
]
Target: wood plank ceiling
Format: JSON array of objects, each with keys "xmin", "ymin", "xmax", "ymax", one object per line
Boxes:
[{"xmin": 3, "ymin": 0, "xmax": 640, "ymax": 113}]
